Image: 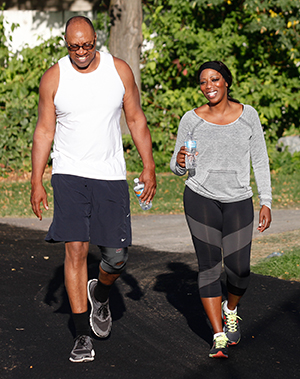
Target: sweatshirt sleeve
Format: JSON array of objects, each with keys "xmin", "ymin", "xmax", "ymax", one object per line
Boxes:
[
  {"xmin": 248, "ymin": 106, "xmax": 272, "ymax": 209},
  {"xmin": 170, "ymin": 112, "xmax": 190, "ymax": 176}
]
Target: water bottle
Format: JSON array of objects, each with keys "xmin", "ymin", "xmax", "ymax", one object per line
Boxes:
[
  {"xmin": 185, "ymin": 131, "xmax": 197, "ymax": 169},
  {"xmin": 133, "ymin": 178, "xmax": 152, "ymax": 211}
]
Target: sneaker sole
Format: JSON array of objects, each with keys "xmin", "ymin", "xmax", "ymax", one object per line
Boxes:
[
  {"xmin": 227, "ymin": 339, "xmax": 240, "ymax": 346},
  {"xmin": 69, "ymin": 350, "xmax": 95, "ymax": 363},
  {"xmin": 209, "ymin": 351, "xmax": 228, "ymax": 359},
  {"xmin": 87, "ymin": 280, "xmax": 112, "ymax": 338}
]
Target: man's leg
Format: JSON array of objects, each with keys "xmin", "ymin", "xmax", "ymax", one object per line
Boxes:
[
  {"xmin": 91, "ymin": 265, "xmax": 121, "ymax": 304},
  {"xmin": 99, "ymin": 265, "xmax": 121, "ymax": 286},
  {"xmin": 65, "ymin": 241, "xmax": 89, "ymax": 314},
  {"xmin": 65, "ymin": 241, "xmax": 95, "ymax": 363},
  {"xmin": 87, "ymin": 246, "xmax": 128, "ymax": 338},
  {"xmin": 87, "ymin": 180, "xmax": 131, "ymax": 337}
]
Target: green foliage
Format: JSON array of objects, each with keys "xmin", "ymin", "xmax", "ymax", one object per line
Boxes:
[
  {"xmin": 93, "ymin": 10, "xmax": 110, "ymax": 48},
  {"xmin": 0, "ymin": 12, "xmax": 65, "ymax": 173},
  {"xmin": 139, "ymin": 0, "xmax": 300, "ymax": 172},
  {"xmin": 0, "ymin": 8, "xmax": 9, "ymax": 67},
  {"xmin": 268, "ymin": 146, "xmax": 300, "ymax": 174},
  {"xmin": 267, "ymin": 123, "xmax": 300, "ymax": 173},
  {"xmin": 1, "ymin": 2, "xmax": 300, "ymax": 174}
]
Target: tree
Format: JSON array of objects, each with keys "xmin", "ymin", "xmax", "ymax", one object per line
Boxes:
[
  {"xmin": 108, "ymin": 0, "xmax": 143, "ymax": 134},
  {"xmin": 109, "ymin": 0, "xmax": 143, "ymax": 91}
]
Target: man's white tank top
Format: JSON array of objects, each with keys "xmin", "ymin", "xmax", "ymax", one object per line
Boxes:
[{"xmin": 51, "ymin": 51, "xmax": 126, "ymax": 180}]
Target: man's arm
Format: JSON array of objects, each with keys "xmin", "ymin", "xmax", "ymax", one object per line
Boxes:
[
  {"xmin": 114, "ymin": 57, "xmax": 156, "ymax": 203},
  {"xmin": 31, "ymin": 64, "xmax": 59, "ymax": 220}
]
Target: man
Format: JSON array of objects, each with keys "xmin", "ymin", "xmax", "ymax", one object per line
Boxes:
[{"xmin": 31, "ymin": 16, "xmax": 156, "ymax": 363}]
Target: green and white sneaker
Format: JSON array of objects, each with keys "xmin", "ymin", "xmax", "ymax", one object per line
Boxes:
[
  {"xmin": 222, "ymin": 301, "xmax": 242, "ymax": 345},
  {"xmin": 209, "ymin": 333, "xmax": 229, "ymax": 358}
]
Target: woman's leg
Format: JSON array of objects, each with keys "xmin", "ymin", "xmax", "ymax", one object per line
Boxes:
[
  {"xmin": 227, "ymin": 293, "xmax": 242, "ymax": 311},
  {"xmin": 184, "ymin": 187, "xmax": 224, "ymax": 333},
  {"xmin": 222, "ymin": 198, "xmax": 254, "ymax": 344},
  {"xmin": 222, "ymin": 197, "xmax": 254, "ymax": 304},
  {"xmin": 201, "ymin": 296, "xmax": 223, "ymax": 333}
]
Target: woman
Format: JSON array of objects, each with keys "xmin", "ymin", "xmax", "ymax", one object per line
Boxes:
[{"xmin": 170, "ymin": 61, "xmax": 272, "ymax": 359}]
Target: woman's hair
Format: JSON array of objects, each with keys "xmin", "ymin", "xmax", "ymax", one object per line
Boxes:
[{"xmin": 197, "ymin": 61, "xmax": 240, "ymax": 104}]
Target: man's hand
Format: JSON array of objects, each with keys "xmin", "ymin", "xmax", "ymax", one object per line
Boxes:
[
  {"xmin": 30, "ymin": 182, "xmax": 49, "ymax": 220},
  {"xmin": 138, "ymin": 168, "xmax": 156, "ymax": 204}
]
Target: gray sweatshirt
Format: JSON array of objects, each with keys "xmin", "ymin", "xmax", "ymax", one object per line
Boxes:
[{"xmin": 170, "ymin": 105, "xmax": 272, "ymax": 209}]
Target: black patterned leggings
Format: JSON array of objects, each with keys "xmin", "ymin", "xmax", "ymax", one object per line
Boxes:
[{"xmin": 184, "ymin": 186, "xmax": 254, "ymax": 298}]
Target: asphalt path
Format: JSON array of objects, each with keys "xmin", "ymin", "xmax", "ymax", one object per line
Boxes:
[
  {"xmin": 1, "ymin": 208, "xmax": 300, "ymax": 253},
  {"xmin": 1, "ymin": 210, "xmax": 300, "ymax": 378}
]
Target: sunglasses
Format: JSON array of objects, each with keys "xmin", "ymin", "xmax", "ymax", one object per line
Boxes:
[{"xmin": 66, "ymin": 39, "xmax": 95, "ymax": 52}]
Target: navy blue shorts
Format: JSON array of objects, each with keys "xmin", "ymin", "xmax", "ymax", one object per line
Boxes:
[{"xmin": 45, "ymin": 174, "xmax": 132, "ymax": 248}]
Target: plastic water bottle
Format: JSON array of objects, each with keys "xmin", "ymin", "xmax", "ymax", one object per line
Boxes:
[
  {"xmin": 133, "ymin": 178, "xmax": 152, "ymax": 211},
  {"xmin": 185, "ymin": 131, "xmax": 197, "ymax": 169}
]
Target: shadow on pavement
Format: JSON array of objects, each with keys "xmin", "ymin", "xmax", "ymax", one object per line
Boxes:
[{"xmin": 1, "ymin": 223, "xmax": 300, "ymax": 379}]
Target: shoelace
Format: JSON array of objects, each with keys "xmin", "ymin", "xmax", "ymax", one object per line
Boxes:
[
  {"xmin": 76, "ymin": 335, "xmax": 89, "ymax": 348},
  {"xmin": 97, "ymin": 303, "xmax": 109, "ymax": 320},
  {"xmin": 224, "ymin": 312, "xmax": 242, "ymax": 333},
  {"xmin": 214, "ymin": 334, "xmax": 228, "ymax": 349}
]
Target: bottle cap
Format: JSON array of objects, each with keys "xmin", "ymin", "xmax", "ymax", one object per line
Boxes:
[{"xmin": 134, "ymin": 178, "xmax": 139, "ymax": 184}]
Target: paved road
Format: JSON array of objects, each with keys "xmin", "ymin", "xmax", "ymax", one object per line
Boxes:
[
  {"xmin": 1, "ymin": 222, "xmax": 300, "ymax": 379},
  {"xmin": 1, "ymin": 210, "xmax": 300, "ymax": 378},
  {"xmin": 1, "ymin": 208, "xmax": 300, "ymax": 253}
]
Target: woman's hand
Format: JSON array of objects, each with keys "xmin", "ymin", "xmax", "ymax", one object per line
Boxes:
[
  {"xmin": 176, "ymin": 146, "xmax": 187, "ymax": 168},
  {"xmin": 257, "ymin": 205, "xmax": 272, "ymax": 233},
  {"xmin": 176, "ymin": 146, "xmax": 198, "ymax": 168}
]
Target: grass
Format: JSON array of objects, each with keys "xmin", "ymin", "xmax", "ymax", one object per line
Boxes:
[
  {"xmin": 0, "ymin": 180, "xmax": 54, "ymax": 218},
  {"xmin": 251, "ymin": 170, "xmax": 300, "ymax": 209},
  {"xmin": 251, "ymin": 229, "xmax": 300, "ymax": 281},
  {"xmin": 1, "ymin": 170, "xmax": 300, "ymax": 218},
  {"xmin": 128, "ymin": 173, "xmax": 186, "ymax": 215},
  {"xmin": 0, "ymin": 173, "xmax": 187, "ymax": 218},
  {"xmin": 251, "ymin": 248, "xmax": 300, "ymax": 281},
  {"xmin": 1, "ymin": 170, "xmax": 300, "ymax": 281}
]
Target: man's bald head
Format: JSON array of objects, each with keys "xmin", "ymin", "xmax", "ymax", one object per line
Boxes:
[{"xmin": 65, "ymin": 16, "xmax": 95, "ymax": 38}]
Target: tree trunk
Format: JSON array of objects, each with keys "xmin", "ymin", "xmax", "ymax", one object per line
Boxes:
[{"xmin": 109, "ymin": 0, "xmax": 143, "ymax": 134}]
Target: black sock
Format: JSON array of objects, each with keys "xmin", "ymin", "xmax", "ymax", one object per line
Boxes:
[
  {"xmin": 94, "ymin": 280, "xmax": 112, "ymax": 303},
  {"xmin": 72, "ymin": 310, "xmax": 91, "ymax": 337}
]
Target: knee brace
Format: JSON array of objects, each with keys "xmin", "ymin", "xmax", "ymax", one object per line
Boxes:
[{"xmin": 99, "ymin": 246, "xmax": 128, "ymax": 274}]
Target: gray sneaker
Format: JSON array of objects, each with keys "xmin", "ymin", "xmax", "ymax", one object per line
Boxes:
[
  {"xmin": 69, "ymin": 335, "xmax": 95, "ymax": 363},
  {"xmin": 87, "ymin": 279, "xmax": 112, "ymax": 338},
  {"xmin": 222, "ymin": 301, "xmax": 242, "ymax": 345}
]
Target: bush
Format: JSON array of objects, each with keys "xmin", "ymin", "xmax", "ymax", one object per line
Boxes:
[
  {"xmin": 0, "ymin": 14, "xmax": 65, "ymax": 173},
  {"xmin": 139, "ymin": 0, "xmax": 300, "ymax": 172}
]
